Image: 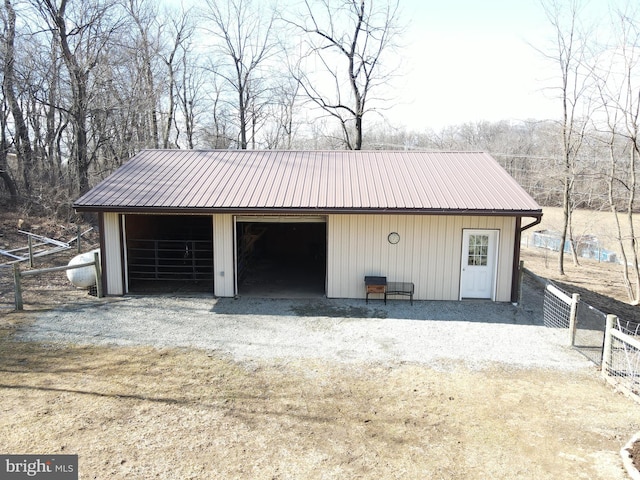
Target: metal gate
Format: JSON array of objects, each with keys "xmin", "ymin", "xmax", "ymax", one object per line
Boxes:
[
  {"xmin": 127, "ymin": 238, "xmax": 213, "ymax": 282},
  {"xmin": 574, "ymin": 301, "xmax": 606, "ymax": 366},
  {"xmin": 532, "ymin": 270, "xmax": 606, "ymax": 366}
]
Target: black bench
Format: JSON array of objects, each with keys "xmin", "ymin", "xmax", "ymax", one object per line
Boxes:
[{"xmin": 385, "ymin": 282, "xmax": 414, "ymax": 305}]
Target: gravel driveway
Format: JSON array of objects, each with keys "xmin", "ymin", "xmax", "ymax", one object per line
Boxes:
[{"xmin": 18, "ymin": 291, "xmax": 592, "ymax": 371}]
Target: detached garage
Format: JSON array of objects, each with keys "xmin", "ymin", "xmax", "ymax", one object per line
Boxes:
[{"xmin": 73, "ymin": 150, "xmax": 542, "ymax": 302}]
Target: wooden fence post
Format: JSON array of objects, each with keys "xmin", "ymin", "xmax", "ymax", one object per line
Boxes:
[
  {"xmin": 601, "ymin": 314, "xmax": 617, "ymax": 377},
  {"xmin": 568, "ymin": 293, "xmax": 580, "ymax": 346},
  {"xmin": 13, "ymin": 264, "xmax": 23, "ymax": 311},
  {"xmin": 93, "ymin": 251, "xmax": 103, "ymax": 298}
]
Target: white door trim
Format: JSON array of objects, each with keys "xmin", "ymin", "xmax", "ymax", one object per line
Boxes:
[
  {"xmin": 235, "ymin": 215, "xmax": 326, "ymax": 223},
  {"xmin": 122, "ymin": 214, "xmax": 129, "ymax": 294},
  {"xmin": 459, "ymin": 229, "xmax": 499, "ymax": 300}
]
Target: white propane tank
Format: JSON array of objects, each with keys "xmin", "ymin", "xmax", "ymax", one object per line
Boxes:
[{"xmin": 66, "ymin": 249, "xmax": 100, "ymax": 288}]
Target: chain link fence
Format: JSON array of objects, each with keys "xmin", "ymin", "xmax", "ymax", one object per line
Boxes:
[
  {"xmin": 542, "ymin": 283, "xmax": 572, "ymax": 329},
  {"xmin": 617, "ymin": 319, "xmax": 640, "ymax": 337},
  {"xmin": 603, "ymin": 317, "xmax": 640, "ymax": 400},
  {"xmin": 524, "ymin": 269, "xmax": 606, "ymax": 366},
  {"xmin": 523, "ymin": 267, "xmax": 639, "ymax": 401},
  {"xmin": 574, "ymin": 301, "xmax": 606, "ymax": 366}
]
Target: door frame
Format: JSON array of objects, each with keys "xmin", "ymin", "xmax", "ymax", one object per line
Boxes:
[
  {"xmin": 459, "ymin": 228, "xmax": 500, "ymax": 301},
  {"xmin": 233, "ymin": 215, "xmax": 328, "ymax": 296}
]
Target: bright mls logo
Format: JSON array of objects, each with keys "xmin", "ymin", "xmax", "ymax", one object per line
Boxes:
[{"xmin": 1, "ymin": 455, "xmax": 78, "ymax": 479}]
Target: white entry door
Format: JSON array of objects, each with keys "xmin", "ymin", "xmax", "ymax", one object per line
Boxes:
[{"xmin": 460, "ymin": 229, "xmax": 499, "ymax": 300}]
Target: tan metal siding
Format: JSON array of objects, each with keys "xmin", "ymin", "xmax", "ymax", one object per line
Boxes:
[
  {"xmin": 327, "ymin": 214, "xmax": 515, "ymax": 301},
  {"xmin": 213, "ymin": 214, "xmax": 235, "ymax": 297},
  {"xmin": 496, "ymin": 217, "xmax": 516, "ymax": 301},
  {"xmin": 103, "ymin": 212, "xmax": 124, "ymax": 295}
]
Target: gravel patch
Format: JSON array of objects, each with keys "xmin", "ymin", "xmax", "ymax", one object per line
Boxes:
[{"xmin": 16, "ymin": 291, "xmax": 593, "ymax": 371}]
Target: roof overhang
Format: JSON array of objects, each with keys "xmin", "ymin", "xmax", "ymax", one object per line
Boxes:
[{"xmin": 75, "ymin": 205, "xmax": 543, "ymax": 218}]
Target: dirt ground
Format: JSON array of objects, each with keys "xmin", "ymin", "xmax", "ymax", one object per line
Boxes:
[
  {"xmin": 1, "ymin": 209, "xmax": 640, "ymax": 479},
  {"xmin": 520, "ymin": 246, "xmax": 640, "ymax": 321},
  {"xmin": 0, "ymin": 324, "xmax": 638, "ymax": 480},
  {"xmin": 520, "ymin": 206, "xmax": 640, "ymax": 321}
]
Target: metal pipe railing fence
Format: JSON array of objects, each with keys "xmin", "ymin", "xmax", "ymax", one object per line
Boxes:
[{"xmin": 12, "ymin": 251, "xmax": 102, "ymax": 310}]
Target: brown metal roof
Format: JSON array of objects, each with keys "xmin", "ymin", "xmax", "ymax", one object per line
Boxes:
[{"xmin": 73, "ymin": 150, "xmax": 542, "ymax": 215}]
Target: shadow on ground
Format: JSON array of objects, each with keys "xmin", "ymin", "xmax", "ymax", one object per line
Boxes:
[{"xmin": 210, "ymin": 294, "xmax": 540, "ymax": 325}]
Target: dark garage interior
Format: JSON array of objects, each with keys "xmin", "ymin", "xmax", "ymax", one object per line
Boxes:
[
  {"xmin": 236, "ymin": 221, "xmax": 326, "ymax": 297},
  {"xmin": 125, "ymin": 215, "xmax": 213, "ymax": 293}
]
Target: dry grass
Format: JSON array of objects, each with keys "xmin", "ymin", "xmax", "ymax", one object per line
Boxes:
[{"xmin": 1, "ymin": 313, "xmax": 639, "ymax": 480}]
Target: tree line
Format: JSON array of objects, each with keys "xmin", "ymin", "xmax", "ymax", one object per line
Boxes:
[
  {"xmin": 0, "ymin": 0, "xmax": 401, "ymax": 205},
  {"xmin": 2, "ymin": 0, "xmax": 640, "ymax": 300},
  {"xmin": 533, "ymin": 0, "xmax": 640, "ymax": 300}
]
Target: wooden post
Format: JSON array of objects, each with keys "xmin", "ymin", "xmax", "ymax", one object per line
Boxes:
[
  {"xmin": 601, "ymin": 314, "xmax": 617, "ymax": 377},
  {"xmin": 93, "ymin": 251, "xmax": 103, "ymax": 298},
  {"xmin": 77, "ymin": 225, "xmax": 82, "ymax": 253},
  {"xmin": 568, "ymin": 293, "xmax": 580, "ymax": 346},
  {"xmin": 517, "ymin": 260, "xmax": 524, "ymax": 306},
  {"xmin": 28, "ymin": 235, "xmax": 34, "ymax": 268},
  {"xmin": 13, "ymin": 264, "xmax": 23, "ymax": 311}
]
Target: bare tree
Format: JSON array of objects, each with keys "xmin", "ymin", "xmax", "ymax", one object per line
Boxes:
[
  {"xmin": 601, "ymin": 109, "xmax": 639, "ymax": 303},
  {"xmin": 122, "ymin": 0, "xmax": 163, "ymax": 148},
  {"xmin": 538, "ymin": 0, "xmax": 594, "ymax": 274},
  {"xmin": 159, "ymin": 7, "xmax": 194, "ymax": 149},
  {"xmin": 594, "ymin": 6, "xmax": 640, "ymax": 304},
  {"xmin": 201, "ymin": 0, "xmax": 279, "ymax": 149},
  {"xmin": 0, "ymin": 0, "xmax": 232, "ymax": 209},
  {"xmin": 37, "ymin": 0, "xmax": 123, "ymax": 195},
  {"xmin": 263, "ymin": 74, "xmax": 300, "ymax": 149},
  {"xmin": 37, "ymin": 36, "xmax": 67, "ymax": 184},
  {"xmin": 287, "ymin": 0, "xmax": 401, "ymax": 150},
  {"xmin": 0, "ymin": 100, "xmax": 18, "ymax": 203},
  {"xmin": 176, "ymin": 47, "xmax": 205, "ymax": 149},
  {"xmin": 201, "ymin": 76, "xmax": 234, "ymax": 149},
  {"xmin": 2, "ymin": 0, "xmax": 34, "ymax": 194}
]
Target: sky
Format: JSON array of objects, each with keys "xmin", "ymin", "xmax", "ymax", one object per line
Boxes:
[
  {"xmin": 386, "ymin": 0, "xmax": 562, "ymax": 131},
  {"xmin": 174, "ymin": 0, "xmax": 614, "ymax": 132}
]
